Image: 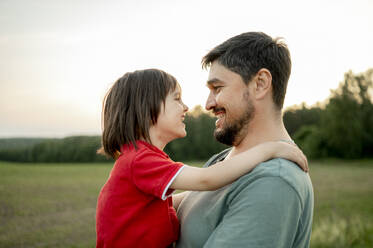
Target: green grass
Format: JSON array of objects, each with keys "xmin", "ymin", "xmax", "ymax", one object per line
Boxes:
[
  {"xmin": 0, "ymin": 162, "xmax": 112, "ymax": 248},
  {"xmin": 0, "ymin": 160, "xmax": 372, "ymax": 247},
  {"xmin": 308, "ymin": 160, "xmax": 373, "ymax": 248}
]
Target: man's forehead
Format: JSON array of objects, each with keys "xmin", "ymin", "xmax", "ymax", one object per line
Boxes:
[
  {"xmin": 207, "ymin": 62, "xmax": 242, "ymax": 84},
  {"xmin": 207, "ymin": 63, "xmax": 226, "ymax": 81}
]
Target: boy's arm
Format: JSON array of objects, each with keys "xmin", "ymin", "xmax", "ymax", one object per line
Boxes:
[{"xmin": 170, "ymin": 141, "xmax": 307, "ymax": 191}]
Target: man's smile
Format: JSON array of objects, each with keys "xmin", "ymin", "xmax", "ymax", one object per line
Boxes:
[{"xmin": 213, "ymin": 108, "xmax": 226, "ymax": 127}]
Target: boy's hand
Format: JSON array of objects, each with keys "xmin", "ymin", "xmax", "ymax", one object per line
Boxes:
[{"xmin": 271, "ymin": 141, "xmax": 309, "ymax": 172}]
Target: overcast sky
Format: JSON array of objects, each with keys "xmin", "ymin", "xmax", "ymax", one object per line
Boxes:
[{"xmin": 1, "ymin": 0, "xmax": 372, "ymax": 137}]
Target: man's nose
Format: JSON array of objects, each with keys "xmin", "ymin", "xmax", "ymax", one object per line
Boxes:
[{"xmin": 205, "ymin": 92, "xmax": 216, "ymax": 111}]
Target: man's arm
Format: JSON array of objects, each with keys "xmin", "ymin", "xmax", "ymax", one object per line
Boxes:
[{"xmin": 203, "ymin": 176, "xmax": 302, "ymax": 248}]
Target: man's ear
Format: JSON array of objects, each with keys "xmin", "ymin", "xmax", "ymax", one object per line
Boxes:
[{"xmin": 253, "ymin": 68, "xmax": 272, "ymax": 100}]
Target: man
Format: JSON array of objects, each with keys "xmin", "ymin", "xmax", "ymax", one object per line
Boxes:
[{"xmin": 176, "ymin": 32, "xmax": 314, "ymax": 247}]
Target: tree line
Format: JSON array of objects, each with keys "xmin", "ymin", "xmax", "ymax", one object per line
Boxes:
[
  {"xmin": 0, "ymin": 112, "xmax": 226, "ymax": 163},
  {"xmin": 0, "ymin": 69, "xmax": 372, "ymax": 163},
  {"xmin": 285, "ymin": 69, "xmax": 373, "ymax": 159},
  {"xmin": 0, "ymin": 136, "xmax": 110, "ymax": 163}
]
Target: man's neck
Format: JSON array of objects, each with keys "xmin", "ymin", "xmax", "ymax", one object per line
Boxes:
[{"xmin": 226, "ymin": 116, "xmax": 292, "ymax": 159}]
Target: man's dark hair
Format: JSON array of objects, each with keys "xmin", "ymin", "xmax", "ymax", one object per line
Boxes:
[
  {"xmin": 202, "ymin": 32, "xmax": 291, "ymax": 109},
  {"xmin": 98, "ymin": 69, "xmax": 178, "ymax": 159}
]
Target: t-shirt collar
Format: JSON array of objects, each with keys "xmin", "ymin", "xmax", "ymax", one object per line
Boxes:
[{"xmin": 121, "ymin": 140, "xmax": 169, "ymax": 158}]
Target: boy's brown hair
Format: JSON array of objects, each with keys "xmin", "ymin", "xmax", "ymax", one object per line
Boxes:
[{"xmin": 98, "ymin": 69, "xmax": 178, "ymax": 159}]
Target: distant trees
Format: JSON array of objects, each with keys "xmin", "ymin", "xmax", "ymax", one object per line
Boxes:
[
  {"xmin": 0, "ymin": 136, "xmax": 110, "ymax": 163},
  {"xmin": 288, "ymin": 69, "xmax": 373, "ymax": 159},
  {"xmin": 0, "ymin": 107, "xmax": 227, "ymax": 163}
]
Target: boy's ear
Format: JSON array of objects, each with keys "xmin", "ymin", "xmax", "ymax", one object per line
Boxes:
[{"xmin": 253, "ymin": 68, "xmax": 272, "ymax": 100}]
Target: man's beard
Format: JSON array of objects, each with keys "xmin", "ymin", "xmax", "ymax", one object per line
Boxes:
[{"xmin": 214, "ymin": 94, "xmax": 255, "ymax": 146}]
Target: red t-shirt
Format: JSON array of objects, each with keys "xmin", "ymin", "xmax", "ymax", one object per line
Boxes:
[{"xmin": 96, "ymin": 140, "xmax": 184, "ymax": 248}]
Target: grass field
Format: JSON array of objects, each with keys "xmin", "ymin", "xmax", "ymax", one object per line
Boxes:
[{"xmin": 0, "ymin": 160, "xmax": 372, "ymax": 248}]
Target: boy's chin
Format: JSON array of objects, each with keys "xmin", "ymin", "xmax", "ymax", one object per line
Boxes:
[
  {"xmin": 169, "ymin": 131, "xmax": 187, "ymax": 142},
  {"xmin": 179, "ymin": 131, "xmax": 187, "ymax": 138},
  {"xmin": 178, "ymin": 131, "xmax": 187, "ymax": 138}
]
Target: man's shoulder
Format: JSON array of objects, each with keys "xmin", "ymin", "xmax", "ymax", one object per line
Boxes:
[
  {"xmin": 231, "ymin": 158, "xmax": 313, "ymax": 202},
  {"xmin": 254, "ymin": 158, "xmax": 306, "ymax": 178},
  {"xmin": 240, "ymin": 158, "xmax": 309, "ymax": 181},
  {"xmin": 204, "ymin": 151, "xmax": 313, "ymax": 200},
  {"xmin": 263, "ymin": 158, "xmax": 313, "ymax": 192}
]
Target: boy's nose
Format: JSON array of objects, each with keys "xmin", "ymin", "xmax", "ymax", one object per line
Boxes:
[{"xmin": 183, "ymin": 103, "xmax": 189, "ymax": 112}]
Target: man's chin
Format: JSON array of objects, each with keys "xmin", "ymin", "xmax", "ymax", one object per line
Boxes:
[{"xmin": 214, "ymin": 129, "xmax": 234, "ymax": 146}]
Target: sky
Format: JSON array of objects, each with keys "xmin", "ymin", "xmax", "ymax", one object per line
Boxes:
[{"xmin": 0, "ymin": 0, "xmax": 372, "ymax": 138}]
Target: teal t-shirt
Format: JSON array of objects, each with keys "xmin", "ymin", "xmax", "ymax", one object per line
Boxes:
[{"xmin": 176, "ymin": 149, "xmax": 314, "ymax": 248}]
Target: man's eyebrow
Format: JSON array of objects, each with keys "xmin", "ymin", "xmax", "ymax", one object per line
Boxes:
[{"xmin": 206, "ymin": 78, "xmax": 224, "ymax": 85}]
